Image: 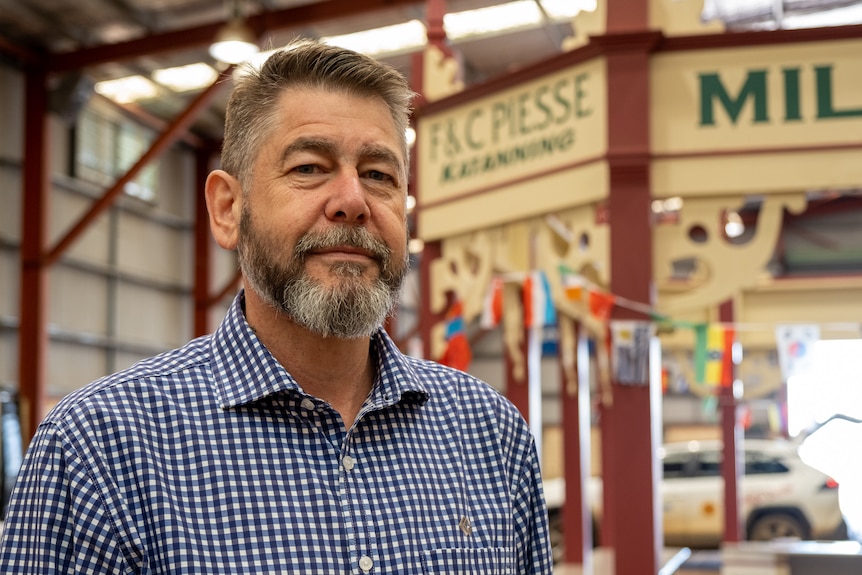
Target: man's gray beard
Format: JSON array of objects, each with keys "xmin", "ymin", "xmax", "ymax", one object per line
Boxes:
[
  {"xmin": 282, "ymin": 261, "xmax": 399, "ymax": 339},
  {"xmin": 237, "ymin": 214, "xmax": 408, "ymax": 339}
]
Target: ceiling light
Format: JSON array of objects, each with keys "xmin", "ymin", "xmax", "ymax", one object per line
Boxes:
[
  {"xmin": 94, "ymin": 75, "xmax": 159, "ymax": 103},
  {"xmin": 209, "ymin": 19, "xmax": 259, "ymax": 64},
  {"xmin": 540, "ymin": 0, "xmax": 597, "ymax": 19},
  {"xmin": 781, "ymin": 4, "xmax": 862, "ymax": 28},
  {"xmin": 444, "ymin": 1, "xmax": 542, "ymax": 40},
  {"xmin": 152, "ymin": 63, "xmax": 219, "ymax": 92},
  {"xmin": 209, "ymin": 0, "xmax": 259, "ymax": 65},
  {"xmin": 322, "ymin": 19, "xmax": 427, "ymax": 57}
]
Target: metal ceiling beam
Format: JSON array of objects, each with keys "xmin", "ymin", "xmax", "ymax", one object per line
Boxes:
[{"xmin": 47, "ymin": 0, "xmax": 423, "ymax": 73}]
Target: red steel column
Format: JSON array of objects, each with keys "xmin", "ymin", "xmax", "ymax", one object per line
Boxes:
[
  {"xmin": 719, "ymin": 300, "xmax": 743, "ymax": 542},
  {"xmin": 193, "ymin": 146, "xmax": 215, "ymax": 337},
  {"xmin": 18, "ymin": 67, "xmax": 50, "ymax": 442},
  {"xmin": 600, "ymin": 3, "xmax": 663, "ymax": 569}
]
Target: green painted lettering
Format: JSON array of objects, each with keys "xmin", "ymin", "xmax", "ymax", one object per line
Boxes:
[
  {"xmin": 699, "ymin": 70, "xmax": 769, "ymax": 126},
  {"xmin": 553, "ymin": 78, "xmax": 572, "ymax": 124},
  {"xmin": 782, "ymin": 68, "xmax": 802, "ymax": 121},
  {"xmin": 575, "ymin": 72, "xmax": 591, "ymax": 118},
  {"xmin": 534, "ymin": 85, "xmax": 553, "ymax": 131},
  {"xmin": 465, "ymin": 109, "xmax": 484, "ymax": 150},
  {"xmin": 518, "ymin": 92, "xmax": 531, "ymax": 135},
  {"xmin": 815, "ymin": 65, "xmax": 862, "ymax": 119},
  {"xmin": 491, "ymin": 101, "xmax": 511, "ymax": 143}
]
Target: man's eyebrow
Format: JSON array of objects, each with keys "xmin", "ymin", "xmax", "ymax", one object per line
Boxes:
[
  {"xmin": 359, "ymin": 143, "xmax": 404, "ymax": 172},
  {"xmin": 279, "ymin": 137, "xmax": 337, "ymax": 164}
]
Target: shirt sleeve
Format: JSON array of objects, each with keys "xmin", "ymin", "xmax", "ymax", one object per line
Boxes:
[
  {"xmin": 0, "ymin": 422, "xmax": 129, "ymax": 574},
  {"xmin": 513, "ymin": 434, "xmax": 554, "ymax": 574}
]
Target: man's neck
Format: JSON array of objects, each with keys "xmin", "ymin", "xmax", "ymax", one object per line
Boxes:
[{"xmin": 243, "ymin": 289, "xmax": 375, "ymax": 428}]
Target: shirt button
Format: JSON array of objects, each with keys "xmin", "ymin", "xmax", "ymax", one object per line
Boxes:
[
  {"xmin": 359, "ymin": 555, "xmax": 373, "ymax": 572},
  {"xmin": 342, "ymin": 455, "xmax": 355, "ymax": 471},
  {"xmin": 300, "ymin": 398, "xmax": 315, "ymax": 410}
]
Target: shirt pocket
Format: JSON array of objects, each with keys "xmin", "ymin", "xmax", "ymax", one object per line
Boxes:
[{"xmin": 420, "ymin": 547, "xmax": 514, "ymax": 575}]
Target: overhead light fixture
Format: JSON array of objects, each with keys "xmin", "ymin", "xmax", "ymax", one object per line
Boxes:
[
  {"xmin": 444, "ymin": 1, "xmax": 542, "ymax": 40},
  {"xmin": 322, "ymin": 19, "xmax": 427, "ymax": 57},
  {"xmin": 209, "ymin": 0, "xmax": 259, "ymax": 64},
  {"xmin": 94, "ymin": 75, "xmax": 159, "ymax": 103},
  {"xmin": 152, "ymin": 63, "xmax": 219, "ymax": 92}
]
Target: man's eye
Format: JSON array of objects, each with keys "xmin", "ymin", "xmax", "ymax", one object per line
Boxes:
[
  {"xmin": 367, "ymin": 170, "xmax": 391, "ymax": 181},
  {"xmin": 294, "ymin": 164, "xmax": 317, "ymax": 174}
]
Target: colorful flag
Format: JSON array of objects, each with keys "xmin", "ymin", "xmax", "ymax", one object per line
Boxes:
[
  {"xmin": 438, "ymin": 300, "xmax": 472, "ymax": 371},
  {"xmin": 610, "ymin": 320, "xmax": 654, "ymax": 385},
  {"xmin": 588, "ymin": 289, "xmax": 616, "ymax": 323},
  {"xmin": 523, "ymin": 271, "xmax": 556, "ymax": 329},
  {"xmin": 694, "ymin": 323, "xmax": 735, "ymax": 387},
  {"xmin": 775, "ymin": 324, "xmax": 820, "ymax": 381},
  {"xmin": 561, "ymin": 272, "xmax": 585, "ymax": 303},
  {"xmin": 479, "ymin": 276, "xmax": 503, "ymax": 329}
]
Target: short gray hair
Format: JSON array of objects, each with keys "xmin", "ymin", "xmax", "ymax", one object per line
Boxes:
[{"xmin": 221, "ymin": 38, "xmax": 415, "ymax": 187}]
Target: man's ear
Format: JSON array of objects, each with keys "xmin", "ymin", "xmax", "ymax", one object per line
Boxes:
[{"xmin": 205, "ymin": 169, "xmax": 243, "ymax": 250}]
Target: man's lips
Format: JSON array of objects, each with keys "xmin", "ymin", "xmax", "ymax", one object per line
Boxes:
[{"xmin": 308, "ymin": 246, "xmax": 379, "ymax": 262}]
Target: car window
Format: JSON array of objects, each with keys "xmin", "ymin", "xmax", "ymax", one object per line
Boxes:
[
  {"xmin": 744, "ymin": 450, "xmax": 790, "ymax": 475},
  {"xmin": 662, "ymin": 453, "xmax": 692, "ymax": 479},
  {"xmin": 693, "ymin": 450, "xmax": 722, "ymax": 477}
]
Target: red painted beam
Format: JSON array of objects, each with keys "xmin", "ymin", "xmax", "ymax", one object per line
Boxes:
[
  {"xmin": 720, "ymin": 300, "xmax": 743, "ymax": 543},
  {"xmin": 47, "ymin": 0, "xmax": 422, "ymax": 73},
  {"xmin": 602, "ymin": 13, "xmax": 662, "ymax": 575},
  {"xmin": 18, "ymin": 68, "xmax": 50, "ymax": 442},
  {"xmin": 193, "ymin": 146, "xmax": 216, "ymax": 337}
]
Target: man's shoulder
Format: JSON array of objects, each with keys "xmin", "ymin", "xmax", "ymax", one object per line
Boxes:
[
  {"xmin": 44, "ymin": 334, "xmax": 214, "ymax": 425},
  {"xmin": 402, "ymin": 355, "xmax": 517, "ymax": 413}
]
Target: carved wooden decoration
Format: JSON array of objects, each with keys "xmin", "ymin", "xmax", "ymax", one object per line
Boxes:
[{"xmin": 654, "ymin": 193, "xmax": 807, "ymax": 315}]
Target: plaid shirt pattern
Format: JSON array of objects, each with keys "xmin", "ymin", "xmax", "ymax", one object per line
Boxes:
[{"xmin": 0, "ymin": 293, "xmax": 552, "ymax": 574}]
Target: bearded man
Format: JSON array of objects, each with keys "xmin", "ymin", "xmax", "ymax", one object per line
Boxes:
[{"xmin": 0, "ymin": 39, "xmax": 553, "ymax": 574}]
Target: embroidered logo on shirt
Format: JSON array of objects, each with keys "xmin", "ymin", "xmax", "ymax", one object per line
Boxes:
[{"xmin": 458, "ymin": 516, "xmax": 473, "ymax": 536}]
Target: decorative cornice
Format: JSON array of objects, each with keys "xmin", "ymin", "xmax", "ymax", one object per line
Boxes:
[{"xmin": 657, "ymin": 23, "xmax": 862, "ymax": 53}]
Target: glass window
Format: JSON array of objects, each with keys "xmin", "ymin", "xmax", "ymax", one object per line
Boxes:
[
  {"xmin": 76, "ymin": 108, "xmax": 158, "ymax": 203},
  {"xmin": 693, "ymin": 450, "xmax": 722, "ymax": 477},
  {"xmin": 663, "ymin": 453, "xmax": 694, "ymax": 478},
  {"xmin": 744, "ymin": 450, "xmax": 790, "ymax": 475}
]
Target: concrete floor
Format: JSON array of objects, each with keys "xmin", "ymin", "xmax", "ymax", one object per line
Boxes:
[{"xmin": 554, "ymin": 547, "xmax": 720, "ymax": 574}]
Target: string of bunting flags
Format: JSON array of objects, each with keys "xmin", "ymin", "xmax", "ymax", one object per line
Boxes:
[{"xmin": 438, "ymin": 264, "xmax": 860, "ymax": 390}]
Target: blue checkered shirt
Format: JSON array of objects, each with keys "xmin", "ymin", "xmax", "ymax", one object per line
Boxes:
[{"xmin": 0, "ymin": 293, "xmax": 552, "ymax": 574}]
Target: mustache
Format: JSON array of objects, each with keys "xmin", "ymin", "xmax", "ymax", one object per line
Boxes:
[{"xmin": 294, "ymin": 226, "xmax": 392, "ymax": 264}]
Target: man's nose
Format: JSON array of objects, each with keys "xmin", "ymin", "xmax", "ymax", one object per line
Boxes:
[{"xmin": 325, "ymin": 171, "xmax": 369, "ymax": 224}]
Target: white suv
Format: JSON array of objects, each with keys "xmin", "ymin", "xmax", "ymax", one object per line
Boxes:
[
  {"xmin": 660, "ymin": 439, "xmax": 844, "ymax": 546},
  {"xmin": 545, "ymin": 438, "xmax": 845, "ymax": 551}
]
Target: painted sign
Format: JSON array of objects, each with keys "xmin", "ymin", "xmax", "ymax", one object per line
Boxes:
[
  {"xmin": 651, "ymin": 38, "xmax": 862, "ymax": 197},
  {"xmin": 417, "ymin": 58, "xmax": 608, "ymax": 240},
  {"xmin": 652, "ymin": 38, "xmax": 862, "ymax": 153},
  {"xmin": 418, "ymin": 58, "xmax": 607, "ymax": 205}
]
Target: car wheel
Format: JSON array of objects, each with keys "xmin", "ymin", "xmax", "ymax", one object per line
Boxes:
[{"xmin": 748, "ymin": 512, "xmax": 809, "ymax": 541}]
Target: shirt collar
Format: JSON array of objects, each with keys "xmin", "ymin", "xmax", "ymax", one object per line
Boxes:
[{"xmin": 211, "ymin": 291, "xmax": 429, "ymax": 409}]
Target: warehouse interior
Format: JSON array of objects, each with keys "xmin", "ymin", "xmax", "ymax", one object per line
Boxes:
[{"xmin": 2, "ymin": 1, "xmax": 862, "ymax": 573}]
